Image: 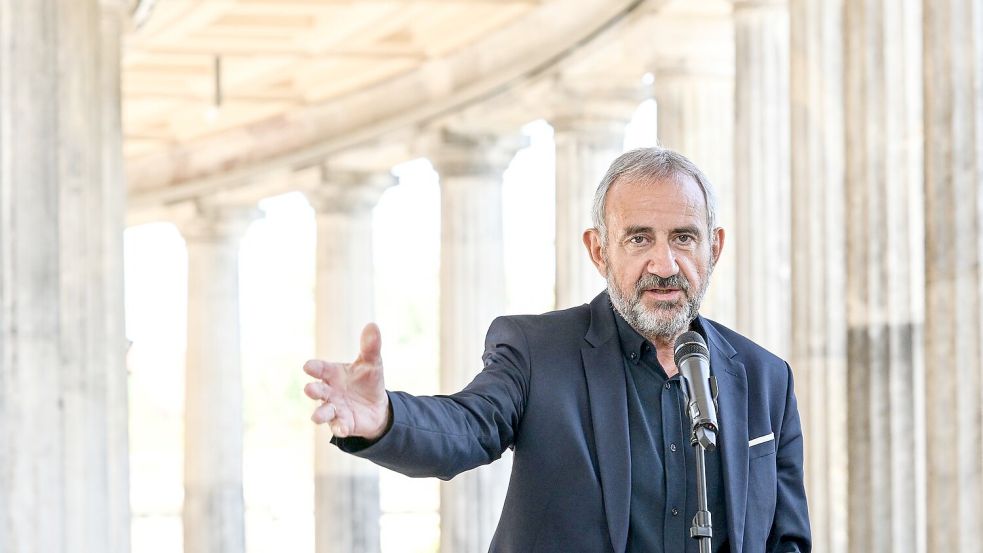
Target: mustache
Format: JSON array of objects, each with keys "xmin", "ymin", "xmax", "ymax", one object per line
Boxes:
[{"xmin": 634, "ymin": 273, "xmax": 690, "ymax": 295}]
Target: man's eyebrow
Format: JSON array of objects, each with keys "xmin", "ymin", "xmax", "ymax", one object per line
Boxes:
[
  {"xmin": 621, "ymin": 225, "xmax": 653, "ymax": 238},
  {"xmin": 621, "ymin": 224, "xmax": 705, "ymax": 238},
  {"xmin": 673, "ymin": 224, "xmax": 704, "ymax": 237}
]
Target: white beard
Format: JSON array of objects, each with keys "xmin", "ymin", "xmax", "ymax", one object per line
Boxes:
[{"xmin": 605, "ymin": 257, "xmax": 713, "ymax": 340}]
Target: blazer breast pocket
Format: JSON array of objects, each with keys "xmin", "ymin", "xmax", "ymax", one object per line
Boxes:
[{"xmin": 748, "ymin": 432, "xmax": 776, "ymax": 459}]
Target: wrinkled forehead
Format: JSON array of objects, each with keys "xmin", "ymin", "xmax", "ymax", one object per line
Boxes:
[{"xmin": 605, "ymin": 174, "xmax": 709, "ymax": 228}]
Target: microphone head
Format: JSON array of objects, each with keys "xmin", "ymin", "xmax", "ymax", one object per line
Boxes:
[{"xmin": 674, "ymin": 331, "xmax": 709, "ymax": 366}]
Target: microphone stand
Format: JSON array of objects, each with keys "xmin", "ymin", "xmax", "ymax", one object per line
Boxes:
[{"xmin": 685, "ymin": 378, "xmax": 719, "ymax": 553}]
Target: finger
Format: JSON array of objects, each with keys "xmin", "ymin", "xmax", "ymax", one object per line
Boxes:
[
  {"xmin": 303, "ymin": 359, "xmax": 347, "ymax": 382},
  {"xmin": 330, "ymin": 405, "xmax": 356, "ymax": 438},
  {"xmin": 330, "ymin": 421, "xmax": 349, "ymax": 438},
  {"xmin": 304, "ymin": 381, "xmax": 333, "ymax": 402},
  {"xmin": 303, "ymin": 359, "xmax": 326, "ymax": 379},
  {"xmin": 359, "ymin": 323, "xmax": 382, "ymax": 364},
  {"xmin": 311, "ymin": 402, "xmax": 337, "ymax": 424}
]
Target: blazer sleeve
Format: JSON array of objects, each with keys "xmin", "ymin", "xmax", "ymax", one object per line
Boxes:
[
  {"xmin": 767, "ymin": 362, "xmax": 813, "ymax": 552},
  {"xmin": 331, "ymin": 316, "xmax": 531, "ymax": 480}
]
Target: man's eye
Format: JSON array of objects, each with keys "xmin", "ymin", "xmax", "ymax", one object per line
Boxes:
[
  {"xmin": 628, "ymin": 235, "xmax": 647, "ymax": 245},
  {"xmin": 676, "ymin": 235, "xmax": 694, "ymax": 244}
]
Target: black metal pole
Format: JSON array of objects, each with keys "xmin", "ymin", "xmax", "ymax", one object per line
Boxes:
[{"xmin": 690, "ymin": 436, "xmax": 713, "ymax": 553}]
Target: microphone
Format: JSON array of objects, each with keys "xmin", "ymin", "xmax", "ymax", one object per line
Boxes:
[{"xmin": 674, "ymin": 331, "xmax": 719, "ymax": 450}]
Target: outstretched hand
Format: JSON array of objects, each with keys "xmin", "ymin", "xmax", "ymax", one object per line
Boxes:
[{"xmin": 303, "ymin": 323, "xmax": 391, "ymax": 440}]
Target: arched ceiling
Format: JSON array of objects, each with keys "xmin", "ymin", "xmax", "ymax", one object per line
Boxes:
[
  {"xmin": 123, "ymin": 0, "xmax": 540, "ymax": 157},
  {"xmin": 122, "ymin": 0, "xmax": 654, "ymax": 210}
]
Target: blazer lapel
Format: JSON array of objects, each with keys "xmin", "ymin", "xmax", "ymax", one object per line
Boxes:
[
  {"xmin": 702, "ymin": 318, "xmax": 749, "ymax": 553},
  {"xmin": 582, "ymin": 293, "xmax": 630, "ymax": 553}
]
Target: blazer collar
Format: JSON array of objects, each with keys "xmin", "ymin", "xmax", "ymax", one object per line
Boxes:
[
  {"xmin": 584, "ymin": 291, "xmax": 618, "ymax": 347},
  {"xmin": 581, "ymin": 295, "xmax": 750, "ymax": 553},
  {"xmin": 581, "ymin": 291, "xmax": 630, "ymax": 553}
]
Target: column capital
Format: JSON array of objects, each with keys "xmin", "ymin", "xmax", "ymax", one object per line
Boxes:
[
  {"xmin": 304, "ymin": 169, "xmax": 395, "ymax": 215},
  {"xmin": 421, "ymin": 128, "xmax": 527, "ymax": 180},
  {"xmin": 172, "ymin": 200, "xmax": 261, "ymax": 242}
]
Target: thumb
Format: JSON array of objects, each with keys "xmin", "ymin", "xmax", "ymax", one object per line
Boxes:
[{"xmin": 359, "ymin": 323, "xmax": 382, "ymax": 365}]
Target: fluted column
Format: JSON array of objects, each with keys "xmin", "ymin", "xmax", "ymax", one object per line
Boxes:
[
  {"xmin": 427, "ymin": 130, "xmax": 521, "ymax": 553},
  {"xmin": 179, "ymin": 203, "xmax": 258, "ymax": 553},
  {"xmin": 100, "ymin": 3, "xmax": 132, "ymax": 552},
  {"xmin": 733, "ymin": 0, "xmax": 792, "ymax": 357},
  {"xmin": 550, "ymin": 89, "xmax": 636, "ymax": 309},
  {"xmin": 653, "ymin": 58, "xmax": 736, "ymax": 326},
  {"xmin": 923, "ymin": 0, "xmax": 983, "ymax": 550},
  {"xmin": 788, "ymin": 0, "xmax": 848, "ymax": 551},
  {"xmin": 0, "ymin": 1, "xmax": 129, "ymax": 551},
  {"xmin": 307, "ymin": 170, "xmax": 393, "ymax": 553},
  {"xmin": 844, "ymin": 0, "xmax": 926, "ymax": 552}
]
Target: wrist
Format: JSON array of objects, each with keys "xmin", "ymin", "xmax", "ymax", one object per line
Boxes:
[{"xmin": 362, "ymin": 395, "xmax": 393, "ymax": 442}]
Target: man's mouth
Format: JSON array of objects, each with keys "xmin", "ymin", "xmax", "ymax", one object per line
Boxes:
[{"xmin": 643, "ymin": 288, "xmax": 682, "ymax": 299}]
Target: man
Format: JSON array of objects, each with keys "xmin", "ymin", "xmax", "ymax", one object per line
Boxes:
[{"xmin": 303, "ymin": 147, "xmax": 811, "ymax": 552}]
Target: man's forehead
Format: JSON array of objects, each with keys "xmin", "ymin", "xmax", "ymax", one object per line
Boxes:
[{"xmin": 606, "ymin": 174, "xmax": 708, "ymax": 225}]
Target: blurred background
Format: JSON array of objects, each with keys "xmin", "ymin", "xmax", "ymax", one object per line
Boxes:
[{"xmin": 1, "ymin": 0, "xmax": 979, "ymax": 552}]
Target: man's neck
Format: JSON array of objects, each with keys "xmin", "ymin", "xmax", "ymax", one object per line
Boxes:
[{"xmin": 651, "ymin": 334, "xmax": 682, "ymax": 378}]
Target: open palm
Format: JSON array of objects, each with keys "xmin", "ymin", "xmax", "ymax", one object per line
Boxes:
[{"xmin": 303, "ymin": 323, "xmax": 390, "ymax": 440}]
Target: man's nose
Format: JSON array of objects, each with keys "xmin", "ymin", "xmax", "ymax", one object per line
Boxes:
[{"xmin": 646, "ymin": 242, "xmax": 679, "ymax": 278}]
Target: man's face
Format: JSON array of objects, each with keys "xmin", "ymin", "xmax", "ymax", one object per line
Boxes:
[{"xmin": 583, "ymin": 174, "xmax": 723, "ymax": 341}]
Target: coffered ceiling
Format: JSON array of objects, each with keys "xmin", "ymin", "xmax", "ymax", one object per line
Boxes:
[{"xmin": 123, "ymin": 0, "xmax": 537, "ymax": 158}]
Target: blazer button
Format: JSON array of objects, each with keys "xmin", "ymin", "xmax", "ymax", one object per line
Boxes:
[
  {"xmin": 664, "ymin": 382, "xmax": 671, "ymax": 390},
  {"xmin": 671, "ymin": 508, "xmax": 679, "ymax": 516}
]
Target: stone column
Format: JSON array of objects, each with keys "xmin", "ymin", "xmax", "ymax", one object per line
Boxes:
[
  {"xmin": 550, "ymin": 90, "xmax": 635, "ymax": 309},
  {"xmin": 788, "ymin": 0, "xmax": 848, "ymax": 551},
  {"xmin": 653, "ymin": 58, "xmax": 736, "ymax": 326},
  {"xmin": 307, "ymin": 170, "xmax": 393, "ymax": 553},
  {"xmin": 100, "ymin": 3, "xmax": 132, "ymax": 552},
  {"xmin": 0, "ymin": 0, "xmax": 129, "ymax": 551},
  {"xmin": 427, "ymin": 129, "xmax": 520, "ymax": 553},
  {"xmin": 923, "ymin": 0, "xmax": 983, "ymax": 550},
  {"xmin": 844, "ymin": 0, "xmax": 926, "ymax": 552},
  {"xmin": 179, "ymin": 202, "xmax": 258, "ymax": 553},
  {"xmin": 732, "ymin": 0, "xmax": 792, "ymax": 357}
]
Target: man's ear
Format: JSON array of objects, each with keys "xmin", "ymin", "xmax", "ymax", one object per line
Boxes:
[
  {"xmin": 583, "ymin": 228, "xmax": 608, "ymax": 277},
  {"xmin": 710, "ymin": 227, "xmax": 725, "ymax": 265}
]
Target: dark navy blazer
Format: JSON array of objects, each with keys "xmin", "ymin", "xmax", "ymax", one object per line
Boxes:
[{"xmin": 337, "ymin": 292, "xmax": 811, "ymax": 553}]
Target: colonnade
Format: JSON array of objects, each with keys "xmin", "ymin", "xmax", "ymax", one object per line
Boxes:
[{"xmin": 169, "ymin": 116, "xmax": 639, "ymax": 553}]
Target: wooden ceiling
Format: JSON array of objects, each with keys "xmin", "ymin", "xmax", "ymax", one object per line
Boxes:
[{"xmin": 122, "ymin": 0, "xmax": 538, "ymax": 159}]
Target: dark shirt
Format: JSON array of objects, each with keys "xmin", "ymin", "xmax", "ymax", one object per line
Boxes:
[{"xmin": 613, "ymin": 310, "xmax": 730, "ymax": 553}]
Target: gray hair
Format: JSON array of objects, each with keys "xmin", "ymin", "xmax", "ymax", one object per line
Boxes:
[{"xmin": 590, "ymin": 147, "xmax": 719, "ymax": 245}]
